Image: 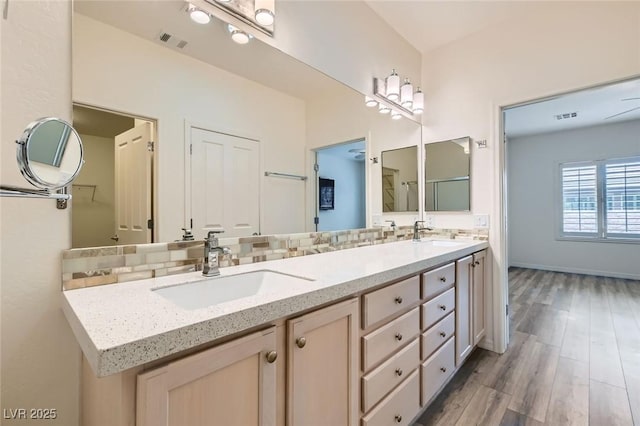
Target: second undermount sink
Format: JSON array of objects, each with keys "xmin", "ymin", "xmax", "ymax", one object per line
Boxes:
[
  {"xmin": 417, "ymin": 239, "xmax": 465, "ymax": 247},
  {"xmin": 153, "ymin": 270, "xmax": 314, "ymax": 310}
]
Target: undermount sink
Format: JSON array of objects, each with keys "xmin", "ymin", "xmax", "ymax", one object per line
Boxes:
[
  {"xmin": 153, "ymin": 270, "xmax": 314, "ymax": 310},
  {"xmin": 416, "ymin": 239, "xmax": 465, "ymax": 247}
]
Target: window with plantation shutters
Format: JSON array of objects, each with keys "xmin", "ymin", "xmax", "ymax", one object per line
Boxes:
[{"xmin": 559, "ymin": 157, "xmax": 640, "ymax": 240}]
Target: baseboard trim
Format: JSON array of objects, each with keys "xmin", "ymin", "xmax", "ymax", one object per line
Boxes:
[
  {"xmin": 478, "ymin": 338, "xmax": 494, "ymax": 352},
  {"xmin": 509, "ymin": 262, "xmax": 639, "ymax": 280}
]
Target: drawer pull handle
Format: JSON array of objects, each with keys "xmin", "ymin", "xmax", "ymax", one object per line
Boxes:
[
  {"xmin": 439, "ymin": 276, "xmax": 447, "ymax": 282},
  {"xmin": 395, "ymin": 415, "xmax": 403, "ymax": 423},
  {"xmin": 395, "ymin": 296, "xmax": 403, "ymax": 304},
  {"xmin": 395, "ymin": 368, "xmax": 403, "ymax": 377},
  {"xmin": 296, "ymin": 337, "xmax": 307, "ymax": 348},
  {"xmin": 265, "ymin": 351, "xmax": 278, "ymax": 363},
  {"xmin": 395, "ymin": 333, "xmax": 403, "ymax": 341},
  {"xmin": 439, "ymin": 331, "xmax": 446, "ymax": 338},
  {"xmin": 440, "ymin": 367, "xmax": 447, "ymax": 373},
  {"xmin": 439, "ymin": 304, "xmax": 447, "ymax": 311}
]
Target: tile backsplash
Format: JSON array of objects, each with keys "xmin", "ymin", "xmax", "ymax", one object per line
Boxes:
[{"xmin": 62, "ymin": 227, "xmax": 488, "ymax": 290}]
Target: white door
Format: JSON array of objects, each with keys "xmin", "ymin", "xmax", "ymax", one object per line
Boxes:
[
  {"xmin": 190, "ymin": 127, "xmax": 260, "ymax": 238},
  {"xmin": 114, "ymin": 122, "xmax": 153, "ymax": 245}
]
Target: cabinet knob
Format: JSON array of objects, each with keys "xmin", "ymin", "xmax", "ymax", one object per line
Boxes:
[
  {"xmin": 439, "ymin": 304, "xmax": 447, "ymax": 311},
  {"xmin": 439, "ymin": 276, "xmax": 447, "ymax": 282},
  {"xmin": 440, "ymin": 367, "xmax": 447, "ymax": 373},
  {"xmin": 395, "ymin": 333, "xmax": 403, "ymax": 341},
  {"xmin": 439, "ymin": 331, "xmax": 446, "ymax": 338},
  {"xmin": 265, "ymin": 351, "xmax": 278, "ymax": 363},
  {"xmin": 474, "ymin": 260, "xmax": 480, "ymax": 265},
  {"xmin": 296, "ymin": 337, "xmax": 307, "ymax": 348},
  {"xmin": 395, "ymin": 368, "xmax": 403, "ymax": 377},
  {"xmin": 395, "ymin": 296, "xmax": 403, "ymax": 304},
  {"xmin": 395, "ymin": 415, "xmax": 403, "ymax": 423}
]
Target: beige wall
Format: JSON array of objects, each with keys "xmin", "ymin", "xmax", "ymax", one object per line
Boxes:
[
  {"xmin": 421, "ymin": 1, "xmax": 640, "ymax": 350},
  {"xmin": 72, "ymin": 134, "xmax": 115, "ymax": 248},
  {"xmin": 1, "ymin": 1, "xmax": 81, "ymax": 425}
]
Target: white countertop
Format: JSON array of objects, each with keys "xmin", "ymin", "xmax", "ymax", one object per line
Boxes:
[{"xmin": 62, "ymin": 239, "xmax": 488, "ymax": 377}]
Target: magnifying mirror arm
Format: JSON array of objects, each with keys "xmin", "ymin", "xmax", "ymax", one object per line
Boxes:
[{"xmin": 0, "ymin": 184, "xmax": 71, "ymax": 207}]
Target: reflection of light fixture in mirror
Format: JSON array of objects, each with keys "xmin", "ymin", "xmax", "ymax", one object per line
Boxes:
[
  {"xmin": 188, "ymin": 4, "xmax": 211, "ymax": 24},
  {"xmin": 413, "ymin": 88, "xmax": 424, "ymax": 114},
  {"xmin": 379, "ymin": 104, "xmax": 391, "ymax": 114},
  {"xmin": 391, "ymin": 110, "xmax": 402, "ymax": 120},
  {"xmin": 400, "ymin": 79, "xmax": 413, "ymax": 108},
  {"xmin": 228, "ymin": 24, "xmax": 252, "ymax": 44},
  {"xmin": 255, "ymin": 0, "xmax": 275, "ymax": 26},
  {"xmin": 365, "ymin": 96, "xmax": 378, "ymax": 107},
  {"xmin": 386, "ymin": 69, "xmax": 400, "ymax": 101}
]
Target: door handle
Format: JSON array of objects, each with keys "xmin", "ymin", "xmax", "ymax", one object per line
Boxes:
[{"xmin": 110, "ymin": 234, "xmax": 119, "ymax": 242}]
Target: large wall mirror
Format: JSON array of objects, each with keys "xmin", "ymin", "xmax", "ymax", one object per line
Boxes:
[
  {"xmin": 424, "ymin": 137, "xmax": 471, "ymax": 211},
  {"xmin": 381, "ymin": 146, "xmax": 419, "ymax": 212},
  {"xmin": 71, "ymin": 0, "xmax": 421, "ymax": 248}
]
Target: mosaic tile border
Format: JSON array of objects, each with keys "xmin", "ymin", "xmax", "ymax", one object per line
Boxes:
[{"xmin": 62, "ymin": 227, "xmax": 488, "ymax": 290}]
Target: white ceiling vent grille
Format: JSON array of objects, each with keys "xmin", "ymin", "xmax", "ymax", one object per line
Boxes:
[
  {"xmin": 555, "ymin": 112, "xmax": 578, "ymax": 120},
  {"xmin": 158, "ymin": 31, "xmax": 188, "ymax": 49}
]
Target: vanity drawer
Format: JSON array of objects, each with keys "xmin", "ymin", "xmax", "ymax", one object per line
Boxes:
[
  {"xmin": 362, "ymin": 275, "xmax": 420, "ymax": 329},
  {"xmin": 362, "ymin": 369, "xmax": 420, "ymax": 426},
  {"xmin": 421, "ymin": 337, "xmax": 455, "ymax": 406},
  {"xmin": 422, "ymin": 263, "xmax": 455, "ymax": 299},
  {"xmin": 421, "ymin": 287, "xmax": 455, "ymax": 331},
  {"xmin": 362, "ymin": 338, "xmax": 420, "ymax": 413},
  {"xmin": 363, "ymin": 307, "xmax": 420, "ymax": 372},
  {"xmin": 421, "ymin": 312, "xmax": 455, "ymax": 360}
]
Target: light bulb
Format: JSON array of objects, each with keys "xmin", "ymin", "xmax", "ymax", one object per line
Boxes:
[
  {"xmin": 188, "ymin": 5, "xmax": 210, "ymax": 24},
  {"xmin": 365, "ymin": 96, "xmax": 378, "ymax": 107},
  {"xmin": 379, "ymin": 104, "xmax": 391, "ymax": 114},
  {"xmin": 255, "ymin": 0, "xmax": 275, "ymax": 26},
  {"xmin": 400, "ymin": 78, "xmax": 413, "ymax": 108},
  {"xmin": 413, "ymin": 87, "xmax": 424, "ymax": 114},
  {"xmin": 386, "ymin": 69, "xmax": 400, "ymax": 102}
]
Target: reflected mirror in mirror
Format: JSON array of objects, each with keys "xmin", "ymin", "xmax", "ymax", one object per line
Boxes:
[
  {"xmin": 424, "ymin": 137, "xmax": 470, "ymax": 212},
  {"xmin": 17, "ymin": 118, "xmax": 84, "ymax": 190},
  {"xmin": 381, "ymin": 146, "xmax": 419, "ymax": 212},
  {"xmin": 72, "ymin": 0, "xmax": 421, "ymax": 247}
]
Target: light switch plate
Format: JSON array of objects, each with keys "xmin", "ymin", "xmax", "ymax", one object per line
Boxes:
[{"xmin": 473, "ymin": 214, "xmax": 489, "ymax": 228}]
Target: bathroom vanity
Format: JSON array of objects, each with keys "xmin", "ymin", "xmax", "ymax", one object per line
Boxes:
[{"xmin": 63, "ymin": 239, "xmax": 488, "ymax": 426}]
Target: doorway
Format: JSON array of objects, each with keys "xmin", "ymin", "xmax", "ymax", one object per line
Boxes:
[
  {"xmin": 314, "ymin": 139, "xmax": 367, "ymax": 232},
  {"xmin": 72, "ymin": 104, "xmax": 156, "ymax": 248}
]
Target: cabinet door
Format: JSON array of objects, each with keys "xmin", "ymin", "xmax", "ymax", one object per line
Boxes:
[
  {"xmin": 472, "ymin": 250, "xmax": 487, "ymax": 345},
  {"xmin": 137, "ymin": 327, "xmax": 277, "ymax": 426},
  {"xmin": 287, "ymin": 298, "xmax": 359, "ymax": 426},
  {"xmin": 455, "ymin": 255, "xmax": 473, "ymax": 366}
]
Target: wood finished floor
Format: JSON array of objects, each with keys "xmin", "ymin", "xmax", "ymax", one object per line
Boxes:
[{"xmin": 412, "ymin": 267, "xmax": 640, "ymax": 426}]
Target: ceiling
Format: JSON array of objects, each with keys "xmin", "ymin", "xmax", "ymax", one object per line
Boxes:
[{"xmin": 73, "ymin": 105, "xmax": 135, "ymax": 138}]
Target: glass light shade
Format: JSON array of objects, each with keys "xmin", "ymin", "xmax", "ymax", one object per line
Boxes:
[
  {"xmin": 413, "ymin": 88, "xmax": 424, "ymax": 114},
  {"xmin": 188, "ymin": 5, "xmax": 211, "ymax": 24},
  {"xmin": 391, "ymin": 111, "xmax": 402, "ymax": 120},
  {"xmin": 386, "ymin": 70, "xmax": 400, "ymax": 102},
  {"xmin": 255, "ymin": 0, "xmax": 275, "ymax": 26},
  {"xmin": 379, "ymin": 104, "xmax": 391, "ymax": 114},
  {"xmin": 400, "ymin": 79, "xmax": 413, "ymax": 108},
  {"xmin": 228, "ymin": 25, "xmax": 251, "ymax": 44},
  {"xmin": 365, "ymin": 96, "xmax": 378, "ymax": 107}
]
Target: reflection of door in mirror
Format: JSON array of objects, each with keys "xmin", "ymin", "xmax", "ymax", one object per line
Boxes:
[
  {"xmin": 190, "ymin": 127, "xmax": 260, "ymax": 239},
  {"xmin": 424, "ymin": 138, "xmax": 471, "ymax": 212},
  {"xmin": 72, "ymin": 105, "xmax": 156, "ymax": 248},
  {"xmin": 381, "ymin": 146, "xmax": 418, "ymax": 212}
]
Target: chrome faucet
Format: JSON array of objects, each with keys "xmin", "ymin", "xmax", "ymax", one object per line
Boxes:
[
  {"xmin": 413, "ymin": 220, "xmax": 434, "ymax": 242},
  {"xmin": 385, "ymin": 220, "xmax": 397, "ymax": 231},
  {"xmin": 203, "ymin": 230, "xmax": 230, "ymax": 277}
]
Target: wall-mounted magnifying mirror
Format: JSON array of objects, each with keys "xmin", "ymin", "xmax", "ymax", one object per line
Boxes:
[
  {"xmin": 381, "ymin": 146, "xmax": 419, "ymax": 212},
  {"xmin": 424, "ymin": 137, "xmax": 471, "ymax": 212},
  {"xmin": 1, "ymin": 117, "xmax": 84, "ymax": 208}
]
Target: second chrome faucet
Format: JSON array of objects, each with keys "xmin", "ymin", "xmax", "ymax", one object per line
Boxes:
[
  {"xmin": 413, "ymin": 220, "xmax": 434, "ymax": 242},
  {"xmin": 203, "ymin": 230, "xmax": 230, "ymax": 277}
]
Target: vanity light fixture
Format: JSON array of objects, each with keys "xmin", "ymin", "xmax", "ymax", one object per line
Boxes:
[
  {"xmin": 413, "ymin": 87, "xmax": 424, "ymax": 114},
  {"xmin": 365, "ymin": 96, "xmax": 378, "ymax": 107},
  {"xmin": 391, "ymin": 110, "xmax": 402, "ymax": 120},
  {"xmin": 254, "ymin": 0, "xmax": 275, "ymax": 26},
  {"xmin": 228, "ymin": 24, "xmax": 252, "ymax": 44},
  {"xmin": 400, "ymin": 79, "xmax": 413, "ymax": 109},
  {"xmin": 378, "ymin": 104, "xmax": 391, "ymax": 114},
  {"xmin": 188, "ymin": 4, "xmax": 211, "ymax": 24},
  {"xmin": 386, "ymin": 69, "xmax": 400, "ymax": 101},
  {"xmin": 372, "ymin": 69, "xmax": 422, "ymax": 119}
]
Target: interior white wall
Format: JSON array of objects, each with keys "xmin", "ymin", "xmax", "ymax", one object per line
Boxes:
[
  {"xmin": 72, "ymin": 134, "xmax": 115, "ymax": 248},
  {"xmin": 1, "ymin": 1, "xmax": 81, "ymax": 425},
  {"xmin": 317, "ymin": 153, "xmax": 365, "ymax": 231},
  {"xmin": 421, "ymin": 1, "xmax": 640, "ymax": 351},
  {"xmin": 73, "ymin": 14, "xmax": 307, "ymax": 240},
  {"xmin": 508, "ymin": 120, "xmax": 640, "ymax": 279}
]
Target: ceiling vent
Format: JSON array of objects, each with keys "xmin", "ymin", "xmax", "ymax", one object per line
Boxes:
[
  {"xmin": 555, "ymin": 112, "xmax": 578, "ymax": 120},
  {"xmin": 157, "ymin": 31, "xmax": 188, "ymax": 49}
]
